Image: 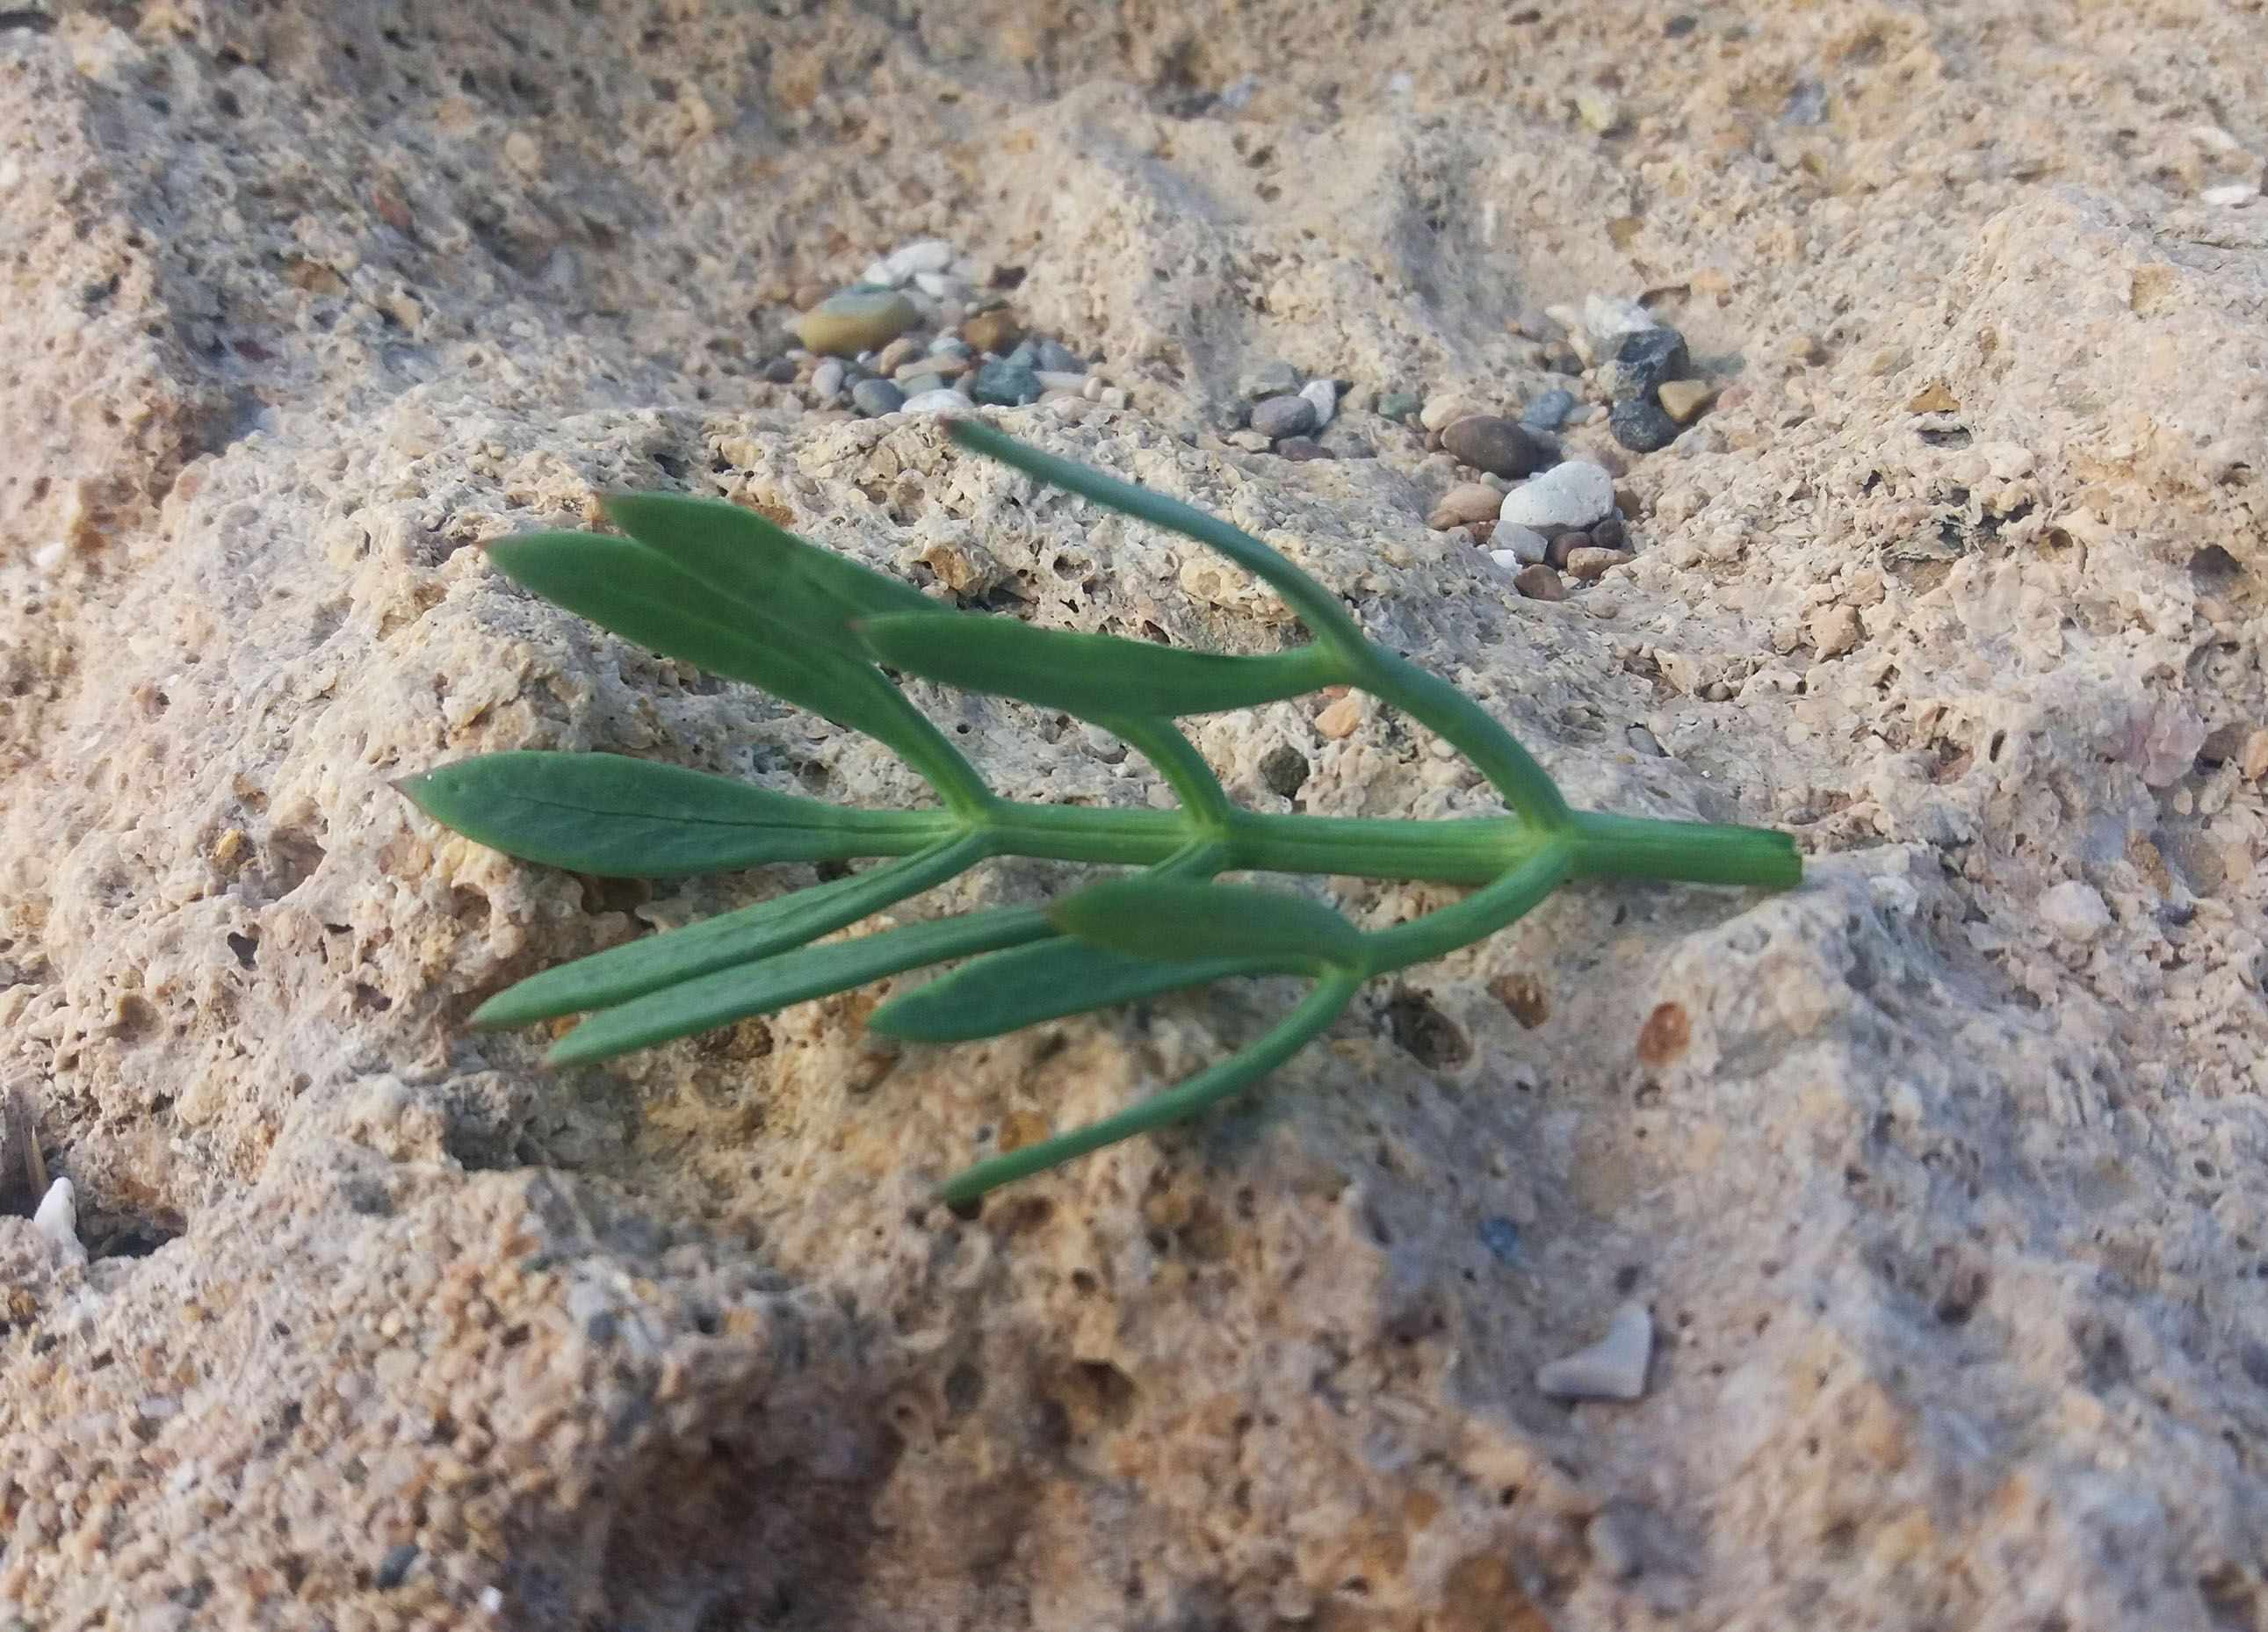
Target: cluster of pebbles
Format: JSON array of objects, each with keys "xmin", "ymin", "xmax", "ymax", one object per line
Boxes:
[
  {"xmin": 777, "ymin": 239, "xmax": 1127, "ymax": 420},
  {"xmin": 781, "ymin": 252, "xmax": 1715, "ymax": 617}
]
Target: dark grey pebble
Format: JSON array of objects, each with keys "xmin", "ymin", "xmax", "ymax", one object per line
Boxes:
[
  {"xmin": 1442, "ymin": 415, "xmax": 1552, "ymax": 480},
  {"xmin": 375, "ymin": 1545, "xmax": 421, "ymax": 1591},
  {"xmin": 1521, "ymin": 387, "xmax": 1578, "ymax": 430},
  {"xmin": 1251, "ymin": 394, "xmax": 1321, "ymax": 440},
  {"xmin": 1545, "ymin": 343, "xmax": 1585, "ymax": 375},
  {"xmin": 1610, "ymin": 395, "xmax": 1681, "ymax": 452},
  {"xmin": 1591, "ymin": 515, "xmax": 1628, "ymax": 551},
  {"xmin": 1260, "ymin": 745, "xmax": 1310, "ymax": 797},
  {"xmin": 1545, "ymin": 530, "xmax": 1589, "ymax": 570},
  {"xmin": 971, "ymin": 360, "xmax": 1043, "ymax": 406},
  {"xmin": 1613, "ymin": 327, "xmax": 1690, "ymax": 395},
  {"xmin": 1479, "ymin": 1217, "xmax": 1521, "ymax": 1264},
  {"xmin": 762, "ymin": 356, "xmax": 799, "ymax": 384},
  {"xmin": 851, "ymin": 378, "xmax": 906, "ymax": 416},
  {"xmin": 1276, "ymin": 436, "xmax": 1333, "ymax": 461}
]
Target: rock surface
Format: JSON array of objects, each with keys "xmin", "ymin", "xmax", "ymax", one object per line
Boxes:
[{"xmin": 3, "ymin": 5, "xmax": 2266, "ymax": 1632}]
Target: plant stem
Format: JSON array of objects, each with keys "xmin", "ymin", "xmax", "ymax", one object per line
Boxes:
[{"xmin": 1567, "ymin": 810, "xmax": 1802, "ymax": 890}]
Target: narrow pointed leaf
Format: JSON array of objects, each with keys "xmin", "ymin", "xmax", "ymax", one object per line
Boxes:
[
  {"xmin": 545, "ymin": 906, "xmax": 1054, "ymax": 1067},
  {"xmin": 935, "ymin": 969, "xmax": 1364, "ymax": 1204},
  {"xmin": 467, "ymin": 838, "xmax": 988, "ymax": 1029},
  {"xmin": 599, "ymin": 492, "xmax": 932, "ymax": 646},
  {"xmin": 854, "ymin": 612, "xmax": 1337, "ymax": 718},
  {"xmin": 869, "ymin": 939, "xmax": 1268, "ymax": 1043},
  {"xmin": 399, "ymin": 752, "xmax": 951, "ymax": 877},
  {"xmin": 1049, "ymin": 877, "xmax": 1363, "ymax": 969},
  {"xmin": 485, "ymin": 531, "xmax": 906, "ymax": 737}
]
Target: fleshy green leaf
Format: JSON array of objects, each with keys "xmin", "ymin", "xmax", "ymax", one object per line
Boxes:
[
  {"xmin": 1048, "ymin": 877, "xmax": 1364, "ymax": 969},
  {"xmin": 484, "ymin": 531, "xmax": 907, "ymax": 738},
  {"xmin": 399, "ymin": 752, "xmax": 950, "ymax": 877},
  {"xmin": 467, "ymin": 837, "xmax": 987, "ymax": 1029},
  {"xmin": 854, "ymin": 612, "xmax": 1337, "ymax": 718},
  {"xmin": 545, "ymin": 906, "xmax": 1055, "ymax": 1067},
  {"xmin": 869, "ymin": 939, "xmax": 1267, "ymax": 1043},
  {"xmin": 598, "ymin": 492, "xmax": 932, "ymax": 647}
]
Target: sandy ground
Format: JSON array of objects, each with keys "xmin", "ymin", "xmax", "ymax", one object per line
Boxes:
[{"xmin": 2, "ymin": 2, "xmax": 2266, "ymax": 1628}]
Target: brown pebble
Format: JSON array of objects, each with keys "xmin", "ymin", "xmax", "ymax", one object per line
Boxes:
[
  {"xmin": 1466, "ymin": 519, "xmax": 1497, "ymax": 546},
  {"xmin": 1429, "ymin": 482, "xmax": 1506, "ymax": 530},
  {"xmin": 874, "ymin": 336, "xmax": 925, "ymax": 375},
  {"xmin": 1513, "ymin": 564, "xmax": 1566, "ymax": 602},
  {"xmin": 1317, "ymin": 694, "xmax": 1365, "ymax": 739},
  {"xmin": 1545, "ymin": 530, "xmax": 1588, "ymax": 570},
  {"xmin": 961, "ymin": 308, "xmax": 1023, "ymax": 355},
  {"xmin": 1906, "ymin": 380, "xmax": 1961, "ymax": 414},
  {"xmin": 1441, "ymin": 415, "xmax": 1552, "ymax": 480},
  {"xmin": 1490, "ymin": 972, "xmax": 1550, "ymax": 1028},
  {"xmin": 1590, "ymin": 515, "xmax": 1628, "ymax": 550},
  {"xmin": 2243, "ymin": 729, "xmax": 2268, "ymax": 782},
  {"xmin": 1276, "ymin": 437, "xmax": 1333, "ymax": 462},
  {"xmin": 1564, "ymin": 546, "xmax": 1635, "ymax": 581}
]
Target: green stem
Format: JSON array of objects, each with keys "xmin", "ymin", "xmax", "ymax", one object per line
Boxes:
[
  {"xmin": 1567, "ymin": 810, "xmax": 1802, "ymax": 890},
  {"xmin": 936, "ymin": 967, "xmax": 1364, "ymax": 1205},
  {"xmin": 1359, "ymin": 842, "xmax": 1575, "ymax": 974},
  {"xmin": 1348, "ymin": 650, "xmax": 1571, "ymax": 833}
]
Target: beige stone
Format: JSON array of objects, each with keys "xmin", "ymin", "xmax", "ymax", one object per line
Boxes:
[{"xmin": 1657, "ymin": 379, "xmax": 1716, "ymax": 423}]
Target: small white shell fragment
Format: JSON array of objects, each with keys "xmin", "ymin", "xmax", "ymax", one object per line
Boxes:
[
  {"xmin": 1536, "ymin": 1301, "xmax": 1653, "ymax": 1401},
  {"xmin": 32, "ymin": 1176, "xmax": 83, "ymax": 1260}
]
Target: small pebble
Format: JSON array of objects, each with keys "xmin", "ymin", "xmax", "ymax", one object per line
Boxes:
[
  {"xmin": 1227, "ymin": 428, "xmax": 1275, "ymax": 452},
  {"xmin": 928, "ymin": 335, "xmax": 972, "ymax": 357},
  {"xmin": 961, "ymin": 308, "xmax": 1023, "ymax": 355},
  {"xmin": 1564, "ymin": 546, "xmax": 1635, "ymax": 581},
  {"xmin": 1584, "ymin": 293, "xmax": 1658, "ymax": 349},
  {"xmin": 1034, "ymin": 339, "xmax": 1084, "ymax": 373},
  {"xmin": 811, "ymin": 357, "xmax": 846, "ymax": 401},
  {"xmin": 971, "ymin": 360, "xmax": 1042, "ymax": 406},
  {"xmin": 1099, "ymin": 386, "xmax": 1130, "ymax": 410},
  {"xmin": 374, "ymin": 1543, "xmax": 421, "ymax": 1592},
  {"xmin": 1239, "ymin": 359, "xmax": 1302, "ymax": 400},
  {"xmin": 1259, "ymin": 745, "xmax": 1311, "ymax": 798},
  {"xmin": 1521, "ymin": 387, "xmax": 1578, "ymax": 430},
  {"xmin": 794, "ymin": 290, "xmax": 920, "ymax": 357},
  {"xmin": 1545, "ymin": 530, "xmax": 1587, "ymax": 571},
  {"xmin": 1657, "ymin": 379, "xmax": 1715, "ymax": 423},
  {"xmin": 1499, "ymin": 461, "xmax": 1617, "ymax": 531},
  {"xmin": 1495, "ymin": 524, "xmax": 1549, "ymax": 565},
  {"xmin": 761, "ymin": 356, "xmax": 799, "ymax": 384},
  {"xmin": 896, "ymin": 371, "xmax": 947, "ymax": 395},
  {"xmin": 1536, "ymin": 1301, "xmax": 1652, "ymax": 1401},
  {"xmin": 1316, "ymin": 694, "xmax": 1364, "ymax": 739},
  {"xmin": 1590, "ymin": 515, "xmax": 1628, "ymax": 551},
  {"xmin": 1442, "ymin": 415, "xmax": 1553, "ymax": 480},
  {"xmin": 32, "ymin": 1176, "xmax": 79, "ymax": 1256},
  {"xmin": 1575, "ymin": 88, "xmax": 1623, "ymax": 134},
  {"xmin": 851, "ymin": 378, "xmax": 906, "ymax": 417},
  {"xmin": 1376, "ymin": 390, "xmax": 1422, "ymax": 423},
  {"xmin": 913, "ymin": 270, "xmax": 970, "ymax": 301},
  {"xmin": 1033, "ymin": 369, "xmax": 1087, "ymax": 394},
  {"xmin": 1626, "ymin": 725, "xmax": 1666, "ymax": 757},
  {"xmin": 1276, "ymin": 437, "xmax": 1332, "ymax": 462},
  {"xmin": 1298, "ymin": 377, "xmax": 1339, "ymax": 429},
  {"xmin": 1419, "ymin": 394, "xmax": 1484, "ymax": 432},
  {"xmin": 883, "ymin": 238, "xmax": 955, "ymax": 282},
  {"xmin": 900, "ymin": 387, "xmax": 974, "ymax": 415},
  {"xmin": 2242, "ymin": 728, "xmax": 2268, "ymax": 781},
  {"xmin": 1429, "ymin": 484, "xmax": 1505, "ymax": 530},
  {"xmin": 1611, "ymin": 326, "xmax": 1690, "ymax": 396},
  {"xmin": 1513, "ymin": 564, "xmax": 1566, "ymax": 602},
  {"xmin": 1250, "ymin": 394, "xmax": 1321, "ymax": 440},
  {"xmin": 1610, "ymin": 395, "xmax": 1681, "ymax": 452},
  {"xmin": 874, "ymin": 336, "xmax": 924, "ymax": 375},
  {"xmin": 1544, "ymin": 343, "xmax": 1585, "ymax": 375},
  {"xmin": 1003, "ymin": 338, "xmax": 1040, "ymax": 368},
  {"xmin": 2040, "ymin": 880, "xmax": 2113, "ymax": 943}
]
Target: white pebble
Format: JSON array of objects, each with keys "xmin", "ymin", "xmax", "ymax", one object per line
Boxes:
[
  {"xmin": 1099, "ymin": 386, "xmax": 1130, "ymax": 409},
  {"xmin": 1536, "ymin": 1302, "xmax": 1652, "ymax": 1401},
  {"xmin": 2040, "ymin": 880, "xmax": 2113, "ymax": 943},
  {"xmin": 2202, "ymin": 183, "xmax": 2259, "ymax": 206},
  {"xmin": 899, "ymin": 387, "xmax": 975, "ymax": 415},
  {"xmin": 1499, "ymin": 461, "xmax": 1617, "ymax": 531},
  {"xmin": 1583, "ymin": 292, "xmax": 1658, "ymax": 348},
  {"xmin": 884, "ymin": 238, "xmax": 956, "ymax": 281},
  {"xmin": 1298, "ymin": 377, "xmax": 1338, "ymax": 428},
  {"xmin": 812, "ymin": 358, "xmax": 846, "ymax": 401},
  {"xmin": 913, "ymin": 271, "xmax": 970, "ymax": 300},
  {"xmin": 1034, "ymin": 370, "xmax": 1087, "ymax": 393},
  {"xmin": 857, "ymin": 257, "xmax": 896, "ymax": 287},
  {"xmin": 33, "ymin": 540, "xmax": 68, "ymax": 572},
  {"xmin": 1487, "ymin": 548, "xmax": 1527, "ymax": 572},
  {"xmin": 32, "ymin": 1177, "xmax": 83, "ymax": 1260}
]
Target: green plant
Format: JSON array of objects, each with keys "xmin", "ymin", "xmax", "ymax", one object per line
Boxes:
[{"xmin": 400, "ymin": 419, "xmax": 1800, "ymax": 1205}]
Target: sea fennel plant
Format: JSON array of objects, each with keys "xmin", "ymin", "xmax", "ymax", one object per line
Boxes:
[{"xmin": 401, "ymin": 419, "xmax": 1800, "ymax": 1204}]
